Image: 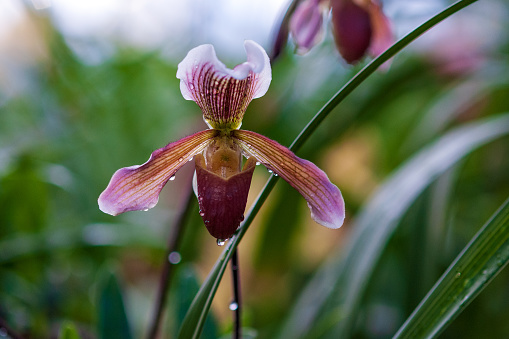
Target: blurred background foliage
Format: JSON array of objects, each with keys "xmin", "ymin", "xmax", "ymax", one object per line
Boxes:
[{"xmin": 0, "ymin": 0, "xmax": 508, "ymax": 338}]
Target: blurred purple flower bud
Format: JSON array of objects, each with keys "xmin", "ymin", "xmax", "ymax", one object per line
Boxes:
[
  {"xmin": 290, "ymin": 0, "xmax": 325, "ymax": 54},
  {"xmin": 331, "ymin": 0, "xmax": 393, "ymax": 64}
]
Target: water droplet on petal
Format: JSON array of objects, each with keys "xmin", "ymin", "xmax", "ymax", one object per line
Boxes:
[
  {"xmin": 256, "ymin": 161, "xmax": 261, "ymax": 166},
  {"xmin": 229, "ymin": 302, "xmax": 239, "ymax": 311},
  {"xmin": 178, "ymin": 157, "xmax": 184, "ymax": 162},
  {"xmin": 199, "ymin": 210, "xmax": 205, "ymax": 217},
  {"xmin": 168, "ymin": 251, "xmax": 182, "ymax": 264},
  {"xmin": 216, "ymin": 238, "xmax": 227, "ymax": 246},
  {"xmin": 190, "ymin": 84, "xmax": 195, "ymax": 89},
  {"xmin": 169, "ymin": 175, "xmax": 176, "ymax": 181},
  {"xmin": 143, "ymin": 209, "xmax": 149, "ymax": 212}
]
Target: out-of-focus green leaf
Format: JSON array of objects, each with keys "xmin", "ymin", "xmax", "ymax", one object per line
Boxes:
[
  {"xmin": 393, "ymin": 196, "xmax": 509, "ymax": 338},
  {"xmin": 97, "ymin": 271, "xmax": 133, "ymax": 339},
  {"xmin": 277, "ymin": 114, "xmax": 509, "ymax": 338},
  {"xmin": 170, "ymin": 266, "xmax": 218, "ymax": 339},
  {"xmin": 253, "ymin": 184, "xmax": 303, "ymax": 271},
  {"xmin": 58, "ymin": 322, "xmax": 81, "ymax": 339},
  {"xmin": 176, "ymin": 249, "xmax": 232, "ymax": 339}
]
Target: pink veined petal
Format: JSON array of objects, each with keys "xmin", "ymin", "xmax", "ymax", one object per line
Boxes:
[
  {"xmin": 176, "ymin": 40, "xmax": 271, "ymax": 130},
  {"xmin": 98, "ymin": 129, "xmax": 218, "ymax": 216},
  {"xmin": 233, "ymin": 130, "xmax": 345, "ymax": 229},
  {"xmin": 289, "ymin": 0, "xmax": 325, "ymax": 54}
]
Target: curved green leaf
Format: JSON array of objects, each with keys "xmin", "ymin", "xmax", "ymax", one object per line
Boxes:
[
  {"xmin": 278, "ymin": 114, "xmax": 509, "ymax": 338},
  {"xmin": 393, "ymin": 197, "xmax": 509, "ymax": 338},
  {"xmin": 58, "ymin": 322, "xmax": 82, "ymax": 339},
  {"xmin": 97, "ymin": 271, "xmax": 133, "ymax": 339}
]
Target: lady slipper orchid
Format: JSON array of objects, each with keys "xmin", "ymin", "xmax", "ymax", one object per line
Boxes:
[{"xmin": 98, "ymin": 40, "xmax": 345, "ymax": 242}]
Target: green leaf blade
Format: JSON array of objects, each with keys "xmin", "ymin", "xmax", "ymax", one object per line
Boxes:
[
  {"xmin": 58, "ymin": 322, "xmax": 82, "ymax": 339},
  {"xmin": 278, "ymin": 114, "xmax": 509, "ymax": 338},
  {"xmin": 97, "ymin": 271, "xmax": 133, "ymax": 339},
  {"xmin": 394, "ymin": 197, "xmax": 509, "ymax": 338}
]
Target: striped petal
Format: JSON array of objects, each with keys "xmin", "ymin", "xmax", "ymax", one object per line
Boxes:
[
  {"xmin": 176, "ymin": 40, "xmax": 271, "ymax": 130},
  {"xmin": 98, "ymin": 129, "xmax": 218, "ymax": 216},
  {"xmin": 233, "ymin": 130, "xmax": 345, "ymax": 229}
]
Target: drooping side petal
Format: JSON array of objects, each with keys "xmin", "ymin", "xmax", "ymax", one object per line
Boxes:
[
  {"xmin": 98, "ymin": 129, "xmax": 218, "ymax": 216},
  {"xmin": 176, "ymin": 40, "xmax": 271, "ymax": 130},
  {"xmin": 289, "ymin": 0, "xmax": 325, "ymax": 54},
  {"xmin": 233, "ymin": 130, "xmax": 345, "ymax": 229}
]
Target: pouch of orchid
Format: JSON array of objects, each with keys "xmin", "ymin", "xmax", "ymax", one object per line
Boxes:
[{"xmin": 98, "ymin": 40, "xmax": 345, "ymax": 243}]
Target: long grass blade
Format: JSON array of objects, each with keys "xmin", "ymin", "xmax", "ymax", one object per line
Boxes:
[
  {"xmin": 393, "ymin": 197, "xmax": 509, "ymax": 338},
  {"xmin": 278, "ymin": 114, "xmax": 509, "ymax": 338}
]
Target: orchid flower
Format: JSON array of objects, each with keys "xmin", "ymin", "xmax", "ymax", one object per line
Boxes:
[
  {"xmin": 98, "ymin": 40, "xmax": 345, "ymax": 242},
  {"xmin": 284, "ymin": 0, "xmax": 393, "ymax": 64}
]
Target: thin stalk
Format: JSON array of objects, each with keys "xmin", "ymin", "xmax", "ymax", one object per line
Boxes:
[
  {"xmin": 231, "ymin": 249, "xmax": 241, "ymax": 339},
  {"xmin": 147, "ymin": 179, "xmax": 195, "ymax": 339}
]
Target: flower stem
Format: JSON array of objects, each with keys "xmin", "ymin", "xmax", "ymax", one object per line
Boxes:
[
  {"xmin": 147, "ymin": 178, "xmax": 195, "ymax": 339},
  {"xmin": 231, "ymin": 249, "xmax": 242, "ymax": 339}
]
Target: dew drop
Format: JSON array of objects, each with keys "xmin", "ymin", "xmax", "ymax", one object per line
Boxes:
[
  {"xmin": 199, "ymin": 210, "xmax": 205, "ymax": 217},
  {"xmin": 455, "ymin": 271, "xmax": 461, "ymax": 278},
  {"xmin": 273, "ymin": 173, "xmax": 278, "ymax": 177},
  {"xmin": 267, "ymin": 169, "xmax": 273, "ymax": 174},
  {"xmin": 190, "ymin": 84, "xmax": 195, "ymax": 89},
  {"xmin": 188, "ymin": 157, "xmax": 193, "ymax": 162},
  {"xmin": 229, "ymin": 302, "xmax": 239, "ymax": 311},
  {"xmin": 169, "ymin": 175, "xmax": 176, "ymax": 181},
  {"xmin": 168, "ymin": 251, "xmax": 182, "ymax": 264},
  {"xmin": 178, "ymin": 157, "xmax": 184, "ymax": 162},
  {"xmin": 143, "ymin": 209, "xmax": 149, "ymax": 212},
  {"xmin": 256, "ymin": 161, "xmax": 261, "ymax": 166},
  {"xmin": 216, "ymin": 238, "xmax": 227, "ymax": 246}
]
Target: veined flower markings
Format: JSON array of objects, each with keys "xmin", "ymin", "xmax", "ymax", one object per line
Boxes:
[{"xmin": 98, "ymin": 40, "xmax": 345, "ymax": 243}]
